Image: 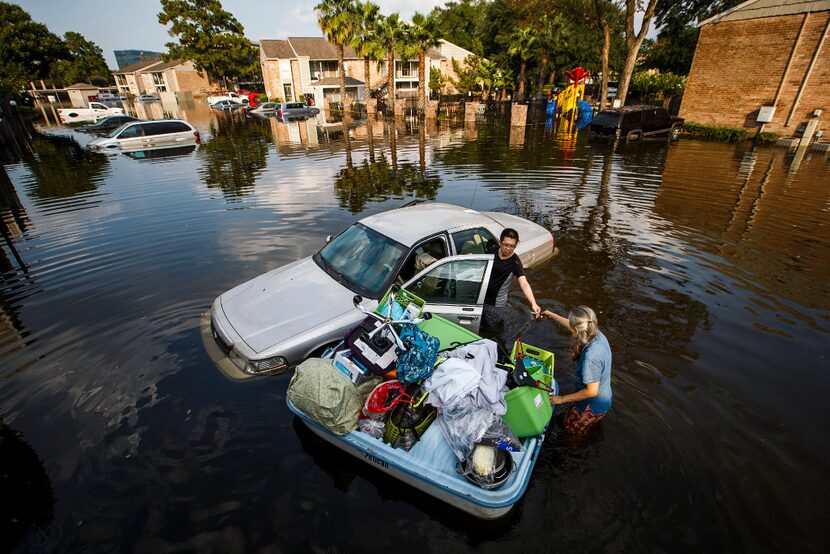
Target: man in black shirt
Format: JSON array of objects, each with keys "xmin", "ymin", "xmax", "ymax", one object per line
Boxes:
[{"xmin": 481, "ymin": 228, "xmax": 541, "ymax": 349}]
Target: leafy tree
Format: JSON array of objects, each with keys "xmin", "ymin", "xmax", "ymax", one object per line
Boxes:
[
  {"xmin": 641, "ymin": 24, "xmax": 698, "ymax": 75},
  {"xmin": 535, "ymin": 14, "xmax": 567, "ymax": 94},
  {"xmin": 409, "ymin": 12, "xmax": 443, "ymax": 116},
  {"xmin": 50, "ymin": 32, "xmax": 111, "ymax": 86},
  {"xmin": 316, "ymin": 0, "xmax": 360, "ymax": 112},
  {"xmin": 508, "ymin": 26, "xmax": 538, "ymax": 101},
  {"xmin": 452, "ymin": 56, "xmax": 483, "ymax": 96},
  {"xmin": 375, "ymin": 13, "xmax": 408, "ymax": 116},
  {"xmin": 0, "ymin": 2, "xmax": 66, "ymax": 95},
  {"xmin": 157, "ymin": 0, "xmax": 259, "ymax": 86},
  {"xmin": 655, "ymin": 0, "xmax": 743, "ymax": 28},
  {"xmin": 431, "ymin": 0, "xmax": 486, "ymax": 55},
  {"xmin": 429, "ymin": 66, "xmax": 447, "ymax": 95},
  {"xmin": 614, "ymin": 0, "xmax": 659, "ymax": 107},
  {"xmin": 350, "ymin": 1, "xmax": 382, "ymax": 97}
]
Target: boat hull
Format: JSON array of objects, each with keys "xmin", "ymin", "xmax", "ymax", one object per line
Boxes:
[{"xmin": 289, "ymin": 399, "xmax": 545, "ymax": 520}]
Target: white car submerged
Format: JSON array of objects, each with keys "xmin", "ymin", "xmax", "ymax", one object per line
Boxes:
[{"xmin": 203, "ymin": 203, "xmax": 558, "ymax": 381}]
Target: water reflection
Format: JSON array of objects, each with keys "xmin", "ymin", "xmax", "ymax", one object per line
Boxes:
[
  {"xmin": 121, "ymin": 143, "xmax": 198, "ymax": 161},
  {"xmin": 198, "ymin": 115, "xmax": 271, "ymax": 198},
  {"xmin": 21, "ymin": 134, "xmax": 109, "ymax": 202},
  {"xmin": 0, "ymin": 421, "xmax": 56, "ymax": 552}
]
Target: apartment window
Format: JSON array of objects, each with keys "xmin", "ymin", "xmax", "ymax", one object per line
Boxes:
[
  {"xmin": 283, "ymin": 83, "xmax": 294, "ymax": 101},
  {"xmin": 151, "ymin": 72, "xmax": 167, "ymax": 92},
  {"xmin": 310, "ymin": 60, "xmax": 338, "ymax": 81}
]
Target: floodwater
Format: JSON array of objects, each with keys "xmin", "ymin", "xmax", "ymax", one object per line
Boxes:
[{"xmin": 1, "ymin": 102, "xmax": 829, "ymax": 552}]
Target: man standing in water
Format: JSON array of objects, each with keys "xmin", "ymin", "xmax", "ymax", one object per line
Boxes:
[{"xmin": 481, "ymin": 228, "xmax": 542, "ymax": 349}]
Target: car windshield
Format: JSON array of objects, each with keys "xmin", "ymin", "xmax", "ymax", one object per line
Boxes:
[
  {"xmin": 106, "ymin": 123, "xmax": 131, "ymax": 138},
  {"xmin": 592, "ymin": 111, "xmax": 621, "ymax": 126},
  {"xmin": 314, "ymin": 223, "xmax": 406, "ymax": 297}
]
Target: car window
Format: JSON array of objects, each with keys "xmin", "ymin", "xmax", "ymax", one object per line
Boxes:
[
  {"xmin": 142, "ymin": 123, "xmax": 169, "ymax": 136},
  {"xmin": 314, "ymin": 223, "xmax": 407, "ymax": 297},
  {"xmin": 452, "ymin": 228, "xmax": 498, "ymax": 255},
  {"xmin": 407, "ymin": 259, "xmax": 489, "ymax": 304},
  {"xmin": 622, "ymin": 111, "xmax": 642, "ymax": 128},
  {"xmin": 642, "ymin": 109, "xmax": 657, "ymax": 125},
  {"xmin": 118, "ymin": 124, "xmax": 144, "ymax": 138},
  {"xmin": 653, "ymin": 109, "xmax": 673, "ymax": 126},
  {"xmin": 397, "ymin": 236, "xmax": 449, "ymax": 284},
  {"xmin": 165, "ymin": 121, "xmax": 191, "ymax": 133},
  {"xmin": 591, "ymin": 111, "xmax": 621, "ymax": 127}
]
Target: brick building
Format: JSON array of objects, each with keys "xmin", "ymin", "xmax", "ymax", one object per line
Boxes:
[
  {"xmin": 113, "ymin": 59, "xmax": 212, "ymax": 97},
  {"xmin": 259, "ymin": 37, "xmax": 474, "ymax": 105},
  {"xmin": 681, "ymin": 0, "xmax": 829, "ymax": 137}
]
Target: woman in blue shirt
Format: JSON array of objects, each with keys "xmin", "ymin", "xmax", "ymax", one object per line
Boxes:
[{"xmin": 542, "ymin": 306, "xmax": 612, "ymax": 435}]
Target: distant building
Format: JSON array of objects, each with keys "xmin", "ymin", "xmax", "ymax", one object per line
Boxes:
[
  {"xmin": 681, "ymin": 0, "xmax": 829, "ymax": 137},
  {"xmin": 259, "ymin": 37, "xmax": 474, "ymax": 105},
  {"xmin": 114, "ymin": 50, "xmax": 163, "ymax": 69},
  {"xmin": 112, "ymin": 59, "xmax": 213, "ymax": 97}
]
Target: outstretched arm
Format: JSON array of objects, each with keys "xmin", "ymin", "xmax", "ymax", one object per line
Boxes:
[
  {"xmin": 550, "ymin": 381, "xmax": 599, "ymax": 405},
  {"xmin": 542, "ymin": 309, "xmax": 571, "ymax": 332},
  {"xmin": 517, "ymin": 275, "xmax": 541, "ymax": 318}
]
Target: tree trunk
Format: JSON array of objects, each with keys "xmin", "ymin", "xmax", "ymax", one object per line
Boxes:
[
  {"xmin": 617, "ymin": 0, "xmax": 659, "ymax": 107},
  {"xmin": 594, "ymin": 0, "xmax": 612, "ymax": 110},
  {"xmin": 418, "ymin": 51, "xmax": 426, "ymax": 118},
  {"xmin": 517, "ymin": 63, "xmax": 526, "ymax": 101},
  {"xmin": 364, "ymin": 57, "xmax": 371, "ymax": 99},
  {"xmin": 338, "ymin": 43, "xmax": 348, "ymax": 112},
  {"xmin": 537, "ymin": 53, "xmax": 548, "ymax": 96},
  {"xmin": 387, "ymin": 49, "xmax": 395, "ymax": 116}
]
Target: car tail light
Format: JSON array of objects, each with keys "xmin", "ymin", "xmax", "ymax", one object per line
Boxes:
[
  {"xmin": 193, "ymin": 130, "xmax": 200, "ymax": 138},
  {"xmin": 277, "ymin": 109, "xmax": 282, "ymax": 117}
]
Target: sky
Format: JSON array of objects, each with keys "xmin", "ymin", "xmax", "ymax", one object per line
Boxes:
[
  {"xmin": 17, "ymin": 0, "xmax": 446, "ymax": 68},
  {"xmin": 17, "ymin": 0, "xmax": 654, "ymax": 69}
]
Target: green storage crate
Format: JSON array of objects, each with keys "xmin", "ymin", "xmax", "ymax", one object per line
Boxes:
[
  {"xmin": 510, "ymin": 341, "xmax": 554, "ymax": 388},
  {"xmin": 503, "ymin": 342, "xmax": 555, "ymax": 437}
]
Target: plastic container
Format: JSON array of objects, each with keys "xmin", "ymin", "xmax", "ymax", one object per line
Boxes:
[
  {"xmin": 510, "ymin": 341, "xmax": 554, "ymax": 388},
  {"xmin": 503, "ymin": 342, "xmax": 555, "ymax": 437}
]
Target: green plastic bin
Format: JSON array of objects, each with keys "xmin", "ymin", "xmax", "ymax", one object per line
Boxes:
[{"xmin": 503, "ymin": 343, "xmax": 555, "ymax": 437}]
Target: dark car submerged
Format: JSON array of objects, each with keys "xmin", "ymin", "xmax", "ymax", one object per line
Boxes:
[{"xmin": 588, "ymin": 106, "xmax": 684, "ymax": 141}]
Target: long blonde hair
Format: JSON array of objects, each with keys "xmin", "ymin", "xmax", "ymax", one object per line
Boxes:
[{"xmin": 569, "ymin": 306, "xmax": 599, "ymax": 360}]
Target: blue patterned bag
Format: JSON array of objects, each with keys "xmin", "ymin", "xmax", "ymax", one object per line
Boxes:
[{"xmin": 396, "ymin": 324, "xmax": 440, "ymax": 385}]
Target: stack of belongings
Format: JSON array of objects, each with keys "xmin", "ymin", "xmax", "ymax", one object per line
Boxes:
[{"xmin": 422, "ymin": 339, "xmax": 522, "ymax": 490}]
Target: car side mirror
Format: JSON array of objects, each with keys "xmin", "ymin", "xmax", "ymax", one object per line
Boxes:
[
  {"xmin": 326, "ymin": 235, "xmax": 332, "ymax": 244},
  {"xmin": 353, "ymin": 295, "xmax": 363, "ymax": 306}
]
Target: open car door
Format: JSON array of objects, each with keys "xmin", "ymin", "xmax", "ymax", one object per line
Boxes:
[{"xmin": 401, "ymin": 254, "xmax": 493, "ymax": 333}]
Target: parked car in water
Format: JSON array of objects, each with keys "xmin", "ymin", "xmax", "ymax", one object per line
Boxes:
[
  {"xmin": 277, "ymin": 101, "xmax": 320, "ymax": 119},
  {"xmin": 76, "ymin": 115, "xmax": 139, "ymax": 134},
  {"xmin": 120, "ymin": 142, "xmax": 199, "ymax": 161},
  {"xmin": 210, "ymin": 99, "xmax": 244, "ymax": 111},
  {"xmin": 246, "ymin": 102, "xmax": 278, "ymax": 114},
  {"xmin": 588, "ymin": 106, "xmax": 684, "ymax": 141},
  {"xmin": 86, "ymin": 119, "xmax": 200, "ymax": 151},
  {"xmin": 137, "ymin": 94, "xmax": 159, "ymax": 102},
  {"xmin": 202, "ymin": 202, "xmax": 558, "ymax": 380},
  {"xmin": 57, "ymin": 102, "xmax": 125, "ymax": 123}
]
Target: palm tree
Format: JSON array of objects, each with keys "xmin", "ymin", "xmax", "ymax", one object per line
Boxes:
[
  {"xmin": 315, "ymin": 0, "xmax": 359, "ymax": 112},
  {"xmin": 408, "ymin": 12, "xmax": 442, "ymax": 117},
  {"xmin": 375, "ymin": 13, "xmax": 407, "ymax": 117},
  {"xmin": 535, "ymin": 15, "xmax": 566, "ymax": 96},
  {"xmin": 475, "ymin": 58, "xmax": 499, "ymax": 101},
  {"xmin": 350, "ymin": 1, "xmax": 381, "ymax": 108},
  {"xmin": 508, "ymin": 26, "xmax": 539, "ymax": 101}
]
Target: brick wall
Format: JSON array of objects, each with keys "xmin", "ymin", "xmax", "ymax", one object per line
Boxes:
[
  {"xmin": 261, "ymin": 59, "xmax": 284, "ymax": 100},
  {"xmin": 681, "ymin": 12, "xmax": 829, "ymax": 136},
  {"xmin": 172, "ymin": 63, "xmax": 212, "ymax": 95}
]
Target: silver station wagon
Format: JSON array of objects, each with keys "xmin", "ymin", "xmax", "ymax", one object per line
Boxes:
[
  {"xmin": 203, "ymin": 203, "xmax": 557, "ymax": 380},
  {"xmin": 87, "ymin": 120, "xmax": 200, "ymax": 151}
]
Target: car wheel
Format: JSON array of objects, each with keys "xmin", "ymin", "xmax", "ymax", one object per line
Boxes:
[{"xmin": 670, "ymin": 124, "xmax": 681, "ymax": 141}]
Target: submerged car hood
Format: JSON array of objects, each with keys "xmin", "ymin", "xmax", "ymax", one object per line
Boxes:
[{"xmin": 219, "ymin": 257, "xmax": 356, "ymax": 353}]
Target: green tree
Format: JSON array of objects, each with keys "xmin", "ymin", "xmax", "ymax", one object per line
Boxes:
[
  {"xmin": 429, "ymin": 66, "xmax": 447, "ymax": 95},
  {"xmin": 508, "ymin": 26, "xmax": 538, "ymax": 101},
  {"xmin": 157, "ymin": 0, "xmax": 259, "ymax": 86},
  {"xmin": 350, "ymin": 1, "xmax": 382, "ymax": 98},
  {"xmin": 451, "ymin": 55, "xmax": 483, "ymax": 96},
  {"xmin": 0, "ymin": 2, "xmax": 66, "ymax": 95},
  {"xmin": 316, "ymin": 0, "xmax": 360, "ymax": 112},
  {"xmin": 50, "ymin": 32, "xmax": 111, "ymax": 86},
  {"xmin": 615, "ymin": 0, "xmax": 659, "ymax": 107},
  {"xmin": 376, "ymin": 13, "xmax": 408, "ymax": 116},
  {"xmin": 431, "ymin": 0, "xmax": 486, "ymax": 55},
  {"xmin": 409, "ymin": 12, "xmax": 443, "ymax": 116},
  {"xmin": 535, "ymin": 14, "xmax": 567, "ymax": 95},
  {"xmin": 641, "ymin": 24, "xmax": 698, "ymax": 75}
]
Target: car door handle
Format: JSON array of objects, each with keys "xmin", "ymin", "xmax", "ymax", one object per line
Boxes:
[
  {"xmin": 461, "ymin": 307, "xmax": 475, "ymax": 311},
  {"xmin": 458, "ymin": 316, "xmax": 479, "ymax": 323}
]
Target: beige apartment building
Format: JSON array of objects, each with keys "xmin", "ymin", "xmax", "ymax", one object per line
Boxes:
[
  {"xmin": 113, "ymin": 59, "xmax": 212, "ymax": 97},
  {"xmin": 259, "ymin": 37, "xmax": 474, "ymax": 105}
]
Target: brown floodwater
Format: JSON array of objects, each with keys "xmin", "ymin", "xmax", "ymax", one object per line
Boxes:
[{"xmin": 1, "ymin": 103, "xmax": 828, "ymax": 552}]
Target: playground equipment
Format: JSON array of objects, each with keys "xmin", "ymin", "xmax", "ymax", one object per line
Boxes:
[{"xmin": 546, "ymin": 66, "xmax": 593, "ymax": 131}]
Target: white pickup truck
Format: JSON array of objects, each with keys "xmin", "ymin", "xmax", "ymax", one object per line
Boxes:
[
  {"xmin": 206, "ymin": 91, "xmax": 248, "ymax": 105},
  {"xmin": 58, "ymin": 102, "xmax": 125, "ymax": 123}
]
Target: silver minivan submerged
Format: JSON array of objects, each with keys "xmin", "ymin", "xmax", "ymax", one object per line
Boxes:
[{"xmin": 87, "ymin": 119, "xmax": 200, "ymax": 151}]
